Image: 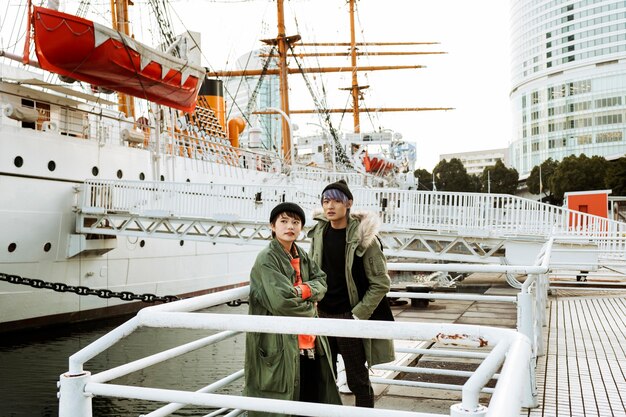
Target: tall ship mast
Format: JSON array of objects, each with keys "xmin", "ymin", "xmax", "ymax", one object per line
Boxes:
[{"xmin": 208, "ymin": 0, "xmax": 451, "ymax": 173}]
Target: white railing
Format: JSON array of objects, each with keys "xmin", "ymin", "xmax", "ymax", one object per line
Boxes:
[
  {"xmin": 290, "ymin": 166, "xmax": 388, "ymax": 188},
  {"xmin": 352, "ymin": 188, "xmax": 626, "ymax": 239},
  {"xmin": 78, "ymin": 180, "xmax": 626, "ymax": 257},
  {"xmin": 59, "ymin": 281, "xmax": 537, "ymax": 417},
  {"xmin": 387, "ymin": 236, "xmax": 553, "ymax": 363}
]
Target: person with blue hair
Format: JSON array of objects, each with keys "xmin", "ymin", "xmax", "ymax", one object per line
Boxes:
[{"xmin": 308, "ymin": 180, "xmax": 395, "ymax": 408}]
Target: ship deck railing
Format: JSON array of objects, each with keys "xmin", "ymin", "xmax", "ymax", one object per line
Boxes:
[
  {"xmin": 59, "ymin": 248, "xmax": 556, "ymax": 417},
  {"xmin": 0, "ymin": 98, "xmax": 289, "ymax": 175},
  {"xmin": 76, "ymin": 179, "xmax": 626, "ymax": 260}
]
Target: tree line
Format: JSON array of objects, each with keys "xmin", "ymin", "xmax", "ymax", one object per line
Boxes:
[{"xmin": 414, "ymin": 154, "xmax": 626, "ymax": 205}]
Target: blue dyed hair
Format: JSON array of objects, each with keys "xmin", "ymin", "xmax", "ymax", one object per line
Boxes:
[{"xmin": 321, "ymin": 188, "xmax": 349, "ymax": 204}]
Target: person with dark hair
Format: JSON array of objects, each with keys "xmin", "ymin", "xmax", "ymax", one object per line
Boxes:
[
  {"xmin": 308, "ymin": 180, "xmax": 395, "ymax": 408},
  {"xmin": 244, "ymin": 202, "xmax": 341, "ymax": 416}
]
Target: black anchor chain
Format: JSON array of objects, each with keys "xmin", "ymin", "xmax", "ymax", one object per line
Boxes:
[{"xmin": 0, "ymin": 272, "xmax": 179, "ymax": 303}]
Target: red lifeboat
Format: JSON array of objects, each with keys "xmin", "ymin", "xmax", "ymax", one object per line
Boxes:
[
  {"xmin": 30, "ymin": 6, "xmax": 204, "ymax": 113},
  {"xmin": 362, "ymin": 152, "xmax": 397, "ymax": 174}
]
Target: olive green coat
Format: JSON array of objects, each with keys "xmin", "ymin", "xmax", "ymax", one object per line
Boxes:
[
  {"xmin": 308, "ymin": 209, "xmax": 395, "ymax": 367},
  {"xmin": 244, "ymin": 239, "xmax": 341, "ymax": 417}
]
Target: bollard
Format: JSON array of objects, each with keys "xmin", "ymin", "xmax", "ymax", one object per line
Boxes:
[
  {"xmin": 450, "ymin": 403, "xmax": 487, "ymax": 416},
  {"xmin": 406, "ymin": 285, "xmax": 431, "ymax": 308},
  {"xmin": 58, "ymin": 371, "xmax": 92, "ymax": 417}
]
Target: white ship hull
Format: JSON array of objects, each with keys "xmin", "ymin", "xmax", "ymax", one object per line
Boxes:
[{"xmin": 0, "ymin": 81, "xmax": 274, "ymax": 332}]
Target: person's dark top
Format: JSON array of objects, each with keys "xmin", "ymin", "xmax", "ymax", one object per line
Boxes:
[{"xmin": 318, "ymin": 226, "xmax": 352, "ymax": 313}]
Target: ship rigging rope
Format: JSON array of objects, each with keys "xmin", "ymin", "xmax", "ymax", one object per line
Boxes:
[
  {"xmin": 0, "ymin": 0, "xmax": 27, "ymax": 50},
  {"xmin": 290, "ymin": 5, "xmax": 374, "ymax": 168},
  {"xmin": 163, "ymin": 0, "xmax": 245, "ymax": 116},
  {"xmin": 0, "ymin": 272, "xmax": 180, "ymax": 303},
  {"xmin": 148, "ymin": 0, "xmax": 177, "ymax": 54},
  {"xmin": 242, "ymin": 46, "xmax": 276, "ymax": 134},
  {"xmin": 288, "ymin": 44, "xmax": 353, "ymax": 168}
]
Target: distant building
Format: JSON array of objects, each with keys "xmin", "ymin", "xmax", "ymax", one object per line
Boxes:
[
  {"xmin": 508, "ymin": 0, "xmax": 626, "ymax": 178},
  {"xmin": 439, "ymin": 148, "xmax": 508, "ymax": 176},
  {"xmin": 223, "ymin": 49, "xmax": 280, "ymax": 150}
]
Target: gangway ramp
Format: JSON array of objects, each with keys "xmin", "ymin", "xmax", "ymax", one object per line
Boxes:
[{"xmin": 74, "ymin": 180, "xmax": 626, "ymax": 265}]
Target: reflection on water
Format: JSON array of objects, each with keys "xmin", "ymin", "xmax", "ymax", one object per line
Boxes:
[{"xmin": 0, "ymin": 304, "xmax": 247, "ymax": 417}]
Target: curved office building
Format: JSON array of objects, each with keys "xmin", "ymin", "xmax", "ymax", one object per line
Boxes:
[{"xmin": 509, "ymin": 0, "xmax": 626, "ymax": 178}]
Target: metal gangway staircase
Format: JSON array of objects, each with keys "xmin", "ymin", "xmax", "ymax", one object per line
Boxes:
[{"xmin": 75, "ymin": 179, "xmax": 626, "ymax": 270}]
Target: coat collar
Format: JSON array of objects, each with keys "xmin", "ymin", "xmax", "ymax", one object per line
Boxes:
[{"xmin": 310, "ymin": 208, "xmax": 381, "ymax": 252}]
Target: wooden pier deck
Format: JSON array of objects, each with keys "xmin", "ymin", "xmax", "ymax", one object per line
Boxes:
[
  {"xmin": 524, "ymin": 291, "xmax": 626, "ymax": 417},
  {"xmin": 359, "ymin": 275, "xmax": 626, "ymax": 417}
]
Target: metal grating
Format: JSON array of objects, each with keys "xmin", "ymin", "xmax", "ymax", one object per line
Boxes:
[{"xmin": 523, "ymin": 296, "xmax": 626, "ymax": 416}]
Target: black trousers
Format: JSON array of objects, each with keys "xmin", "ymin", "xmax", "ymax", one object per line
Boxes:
[
  {"xmin": 299, "ymin": 354, "xmax": 321, "ymax": 403},
  {"xmin": 318, "ymin": 310, "xmax": 375, "ymax": 407}
]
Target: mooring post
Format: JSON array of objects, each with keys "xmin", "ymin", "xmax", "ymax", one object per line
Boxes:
[{"xmin": 58, "ymin": 371, "xmax": 92, "ymax": 417}]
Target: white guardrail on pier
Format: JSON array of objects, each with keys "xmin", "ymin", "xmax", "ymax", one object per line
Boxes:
[
  {"xmin": 78, "ymin": 180, "xmax": 626, "ymax": 258},
  {"xmin": 58, "ymin": 242, "xmax": 555, "ymax": 417}
]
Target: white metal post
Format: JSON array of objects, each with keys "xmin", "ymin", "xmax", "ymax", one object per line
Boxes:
[
  {"xmin": 58, "ymin": 371, "xmax": 92, "ymax": 417},
  {"xmin": 517, "ymin": 290, "xmax": 534, "ymax": 353},
  {"xmin": 516, "ymin": 288, "xmax": 539, "ymax": 408},
  {"xmin": 522, "ymin": 356, "xmax": 539, "ymax": 408},
  {"xmin": 535, "ymin": 273, "xmax": 548, "ymax": 357}
]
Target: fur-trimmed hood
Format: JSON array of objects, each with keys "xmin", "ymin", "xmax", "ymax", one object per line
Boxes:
[{"xmin": 310, "ymin": 208, "xmax": 381, "ymax": 251}]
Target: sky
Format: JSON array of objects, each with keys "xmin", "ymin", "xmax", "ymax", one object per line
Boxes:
[
  {"xmin": 166, "ymin": 0, "xmax": 513, "ymax": 170},
  {"xmin": 1, "ymin": 0, "xmax": 512, "ymax": 170}
]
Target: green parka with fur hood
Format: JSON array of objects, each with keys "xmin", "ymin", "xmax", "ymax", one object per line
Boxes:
[
  {"xmin": 244, "ymin": 239, "xmax": 342, "ymax": 417},
  {"xmin": 307, "ymin": 209, "xmax": 395, "ymax": 367}
]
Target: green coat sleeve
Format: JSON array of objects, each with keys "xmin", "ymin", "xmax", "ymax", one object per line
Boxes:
[
  {"xmin": 301, "ymin": 251, "xmax": 327, "ymax": 303},
  {"xmin": 250, "ymin": 255, "xmax": 317, "ymax": 318},
  {"xmin": 352, "ymin": 241, "xmax": 391, "ymax": 320}
]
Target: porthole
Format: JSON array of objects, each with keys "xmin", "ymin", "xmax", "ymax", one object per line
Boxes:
[
  {"xmin": 44, "ymin": 242, "xmax": 52, "ymax": 252},
  {"xmin": 139, "ymin": 172, "xmax": 145, "ymax": 181},
  {"xmin": 14, "ymin": 156, "xmax": 23, "ymax": 168},
  {"xmin": 92, "ymin": 166, "xmax": 99, "ymax": 176},
  {"xmin": 117, "ymin": 169, "xmax": 123, "ymax": 179},
  {"xmin": 48, "ymin": 160, "xmax": 56, "ymax": 171},
  {"xmin": 179, "ymin": 240, "xmax": 185, "ymax": 246},
  {"xmin": 186, "ymin": 178, "xmax": 190, "ymax": 183},
  {"xmin": 139, "ymin": 240, "xmax": 145, "ymax": 248},
  {"xmin": 8, "ymin": 243, "xmax": 17, "ymax": 253}
]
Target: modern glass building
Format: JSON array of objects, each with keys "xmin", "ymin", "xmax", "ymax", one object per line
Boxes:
[
  {"xmin": 509, "ymin": 0, "xmax": 626, "ymax": 178},
  {"xmin": 440, "ymin": 148, "xmax": 509, "ymax": 176},
  {"xmin": 224, "ymin": 49, "xmax": 281, "ymax": 151}
]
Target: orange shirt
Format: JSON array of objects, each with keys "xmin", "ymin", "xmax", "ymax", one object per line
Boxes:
[{"xmin": 290, "ymin": 257, "xmax": 315, "ymax": 350}]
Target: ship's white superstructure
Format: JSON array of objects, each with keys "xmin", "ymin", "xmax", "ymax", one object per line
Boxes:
[{"xmin": 0, "ymin": 61, "xmax": 285, "ymax": 331}]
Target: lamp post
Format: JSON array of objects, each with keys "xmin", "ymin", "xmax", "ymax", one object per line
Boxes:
[
  {"xmin": 306, "ymin": 122, "xmax": 336, "ymax": 172},
  {"xmin": 253, "ymin": 107, "xmax": 294, "ymax": 164}
]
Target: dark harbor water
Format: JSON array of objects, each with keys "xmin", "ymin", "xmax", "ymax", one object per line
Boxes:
[{"xmin": 0, "ymin": 304, "xmax": 247, "ymax": 417}]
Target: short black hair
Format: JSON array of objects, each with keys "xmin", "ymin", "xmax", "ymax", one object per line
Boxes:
[{"xmin": 269, "ymin": 202, "xmax": 306, "ymax": 225}]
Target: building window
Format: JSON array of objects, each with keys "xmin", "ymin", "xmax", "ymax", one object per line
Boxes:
[
  {"xmin": 595, "ymin": 96, "xmax": 622, "ymax": 108},
  {"xmin": 531, "ymin": 125, "xmax": 540, "ymax": 135},
  {"xmin": 577, "ymin": 135, "xmax": 592, "ymax": 145},
  {"xmin": 596, "ymin": 131, "xmax": 622, "ymax": 143},
  {"xmin": 532, "ymin": 91, "xmax": 539, "ymax": 105},
  {"xmin": 596, "ymin": 114, "xmax": 623, "ymax": 125}
]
